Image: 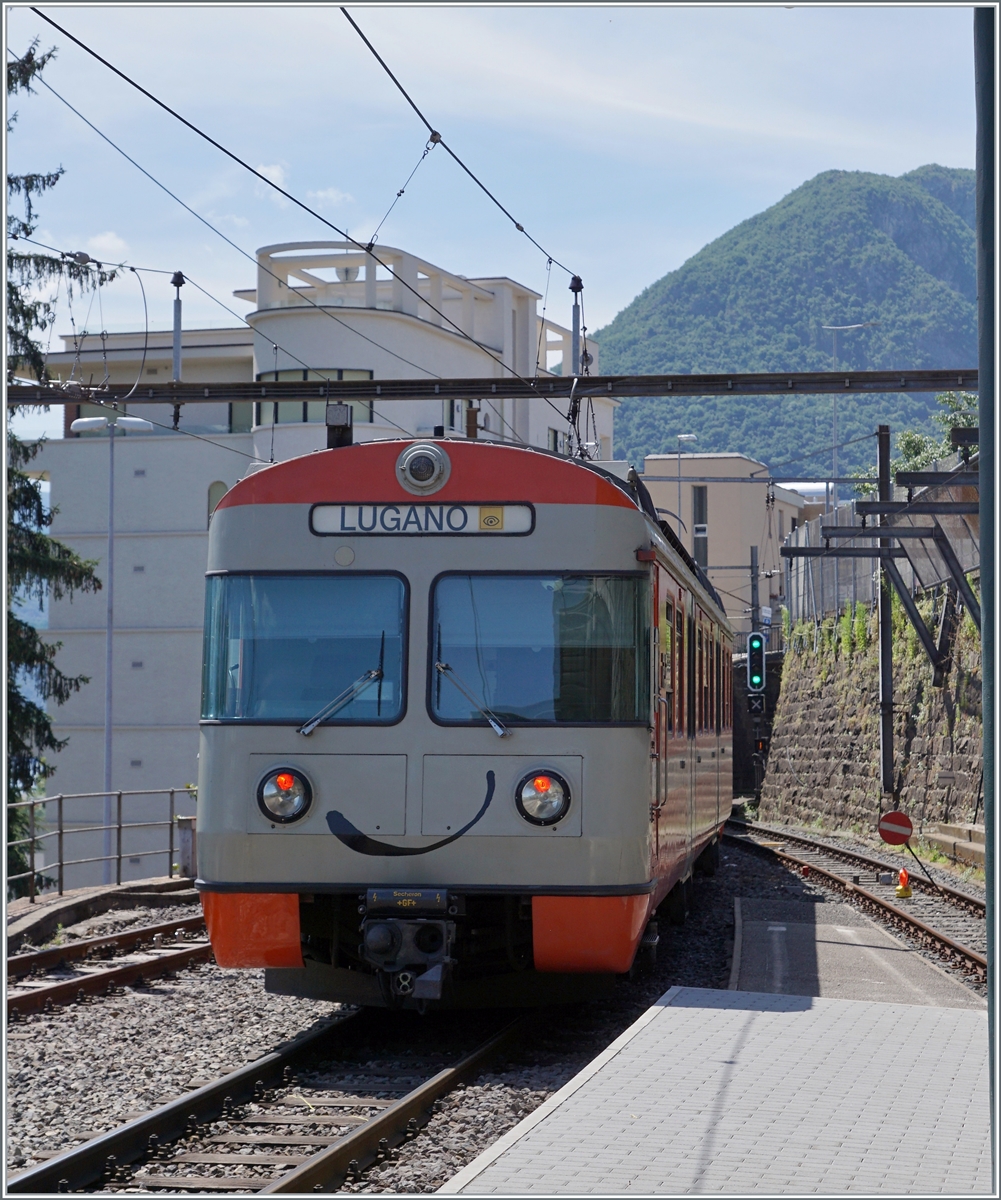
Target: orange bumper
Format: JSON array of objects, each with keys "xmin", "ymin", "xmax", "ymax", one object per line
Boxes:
[
  {"xmin": 201, "ymin": 892, "xmax": 303, "ymax": 968},
  {"xmin": 532, "ymin": 894, "xmax": 651, "ymax": 973}
]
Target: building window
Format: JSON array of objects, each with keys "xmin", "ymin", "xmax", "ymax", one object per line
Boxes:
[
  {"xmin": 208, "ymin": 481, "xmax": 228, "ymax": 527},
  {"xmin": 448, "ymin": 399, "xmax": 468, "ymax": 431},
  {"xmin": 779, "ymin": 511, "xmax": 785, "ymax": 541},
  {"xmin": 692, "ymin": 485, "xmax": 708, "ymax": 569},
  {"xmin": 130, "ymin": 760, "xmax": 142, "ymax": 769},
  {"xmin": 548, "ymin": 428, "xmax": 566, "ymax": 455},
  {"xmin": 791, "ymin": 517, "xmax": 799, "ymax": 532},
  {"xmin": 252, "ymin": 370, "xmax": 374, "ymax": 428},
  {"xmin": 229, "ymin": 403, "xmax": 253, "ymax": 434},
  {"xmin": 134, "ymin": 469, "xmax": 146, "ymax": 477},
  {"xmin": 133, "ymin": 565, "xmax": 145, "ymax": 573},
  {"xmin": 131, "ymin": 661, "xmax": 144, "ymax": 669}
]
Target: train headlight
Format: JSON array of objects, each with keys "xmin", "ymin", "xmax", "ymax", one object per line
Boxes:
[
  {"xmin": 516, "ymin": 771, "xmax": 571, "ymax": 826},
  {"xmin": 396, "ymin": 443, "xmax": 451, "ymax": 495},
  {"xmin": 257, "ymin": 769, "xmax": 312, "ymax": 823}
]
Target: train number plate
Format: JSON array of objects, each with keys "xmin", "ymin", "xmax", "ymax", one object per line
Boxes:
[{"xmin": 366, "ymin": 888, "xmax": 448, "ymax": 913}]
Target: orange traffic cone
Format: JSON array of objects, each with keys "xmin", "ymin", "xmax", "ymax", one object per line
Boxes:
[{"xmin": 895, "ymin": 867, "xmax": 912, "ymax": 899}]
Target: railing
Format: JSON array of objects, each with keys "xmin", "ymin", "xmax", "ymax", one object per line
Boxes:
[
  {"xmin": 8, "ymin": 787, "xmax": 197, "ymax": 902},
  {"xmin": 733, "ymin": 627, "xmax": 785, "ymax": 655}
]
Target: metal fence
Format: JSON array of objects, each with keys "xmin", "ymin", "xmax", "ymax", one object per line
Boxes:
[
  {"xmin": 784, "ymin": 500, "xmax": 879, "ymax": 625},
  {"xmin": 733, "ymin": 627, "xmax": 785, "ymax": 654},
  {"xmin": 8, "ymin": 787, "xmax": 197, "ymax": 902},
  {"xmin": 784, "ymin": 458, "xmax": 980, "ymax": 626}
]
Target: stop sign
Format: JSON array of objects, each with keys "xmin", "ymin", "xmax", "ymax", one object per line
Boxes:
[{"xmin": 878, "ymin": 811, "xmax": 913, "ymax": 845}]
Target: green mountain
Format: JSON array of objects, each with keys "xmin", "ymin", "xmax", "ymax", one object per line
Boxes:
[{"xmin": 598, "ymin": 165, "xmax": 977, "ymax": 476}]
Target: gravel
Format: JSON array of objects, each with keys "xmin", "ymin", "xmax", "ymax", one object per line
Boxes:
[
  {"xmin": 5, "ymin": 841, "xmax": 983, "ymax": 1190},
  {"xmin": 20, "ymin": 903, "xmax": 204, "ymax": 950},
  {"xmin": 6, "ymin": 963, "xmax": 339, "ymax": 1171}
]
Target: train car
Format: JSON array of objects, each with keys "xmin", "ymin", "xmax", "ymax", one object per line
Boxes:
[{"xmin": 196, "ymin": 437, "xmax": 733, "ymax": 1008}]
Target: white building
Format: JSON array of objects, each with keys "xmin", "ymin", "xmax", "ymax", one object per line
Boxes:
[{"xmin": 36, "ymin": 242, "xmax": 609, "ymax": 884}]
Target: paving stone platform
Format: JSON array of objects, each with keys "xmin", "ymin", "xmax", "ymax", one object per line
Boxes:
[{"xmin": 441, "ymin": 987, "xmax": 991, "ymax": 1195}]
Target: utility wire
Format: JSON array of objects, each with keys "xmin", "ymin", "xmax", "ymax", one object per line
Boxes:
[
  {"xmin": 27, "ymin": 11, "xmax": 548, "ymax": 388},
  {"xmin": 13, "ymin": 234, "xmax": 422, "ymax": 441},
  {"xmin": 368, "ymin": 137, "xmax": 437, "ymax": 247},
  {"xmin": 13, "ymin": 233, "xmax": 420, "ymax": 441},
  {"xmin": 340, "ymin": 6, "xmax": 577, "ymax": 279},
  {"xmin": 17, "ymin": 44, "xmax": 569, "ymax": 438},
  {"xmin": 13, "ymin": 65, "xmax": 441, "ymax": 381},
  {"xmin": 750, "ymin": 431, "xmax": 878, "ymax": 477}
]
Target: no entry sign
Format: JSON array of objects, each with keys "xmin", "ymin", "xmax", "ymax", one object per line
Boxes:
[{"xmin": 878, "ymin": 811, "xmax": 913, "ymax": 845}]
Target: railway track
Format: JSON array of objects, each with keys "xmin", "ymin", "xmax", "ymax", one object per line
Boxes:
[
  {"xmin": 8, "ymin": 1009, "xmax": 527, "ymax": 1194},
  {"xmin": 7, "ymin": 917, "xmax": 211, "ymax": 1017},
  {"xmin": 725, "ymin": 818, "xmax": 986, "ymax": 983}
]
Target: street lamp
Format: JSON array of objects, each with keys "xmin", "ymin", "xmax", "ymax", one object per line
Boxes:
[
  {"xmin": 821, "ymin": 321, "xmax": 879, "ymax": 509},
  {"xmin": 69, "ymin": 413, "xmax": 154, "ymax": 882},
  {"xmin": 676, "ymin": 434, "xmax": 698, "ymax": 539}
]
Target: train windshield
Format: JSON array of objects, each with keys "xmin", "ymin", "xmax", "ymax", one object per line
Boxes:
[
  {"xmin": 431, "ymin": 574, "xmax": 649, "ymax": 724},
  {"xmin": 201, "ymin": 574, "xmax": 406, "ymax": 724}
]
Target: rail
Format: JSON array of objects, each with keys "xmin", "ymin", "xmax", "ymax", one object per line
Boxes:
[{"xmin": 7, "ymin": 787, "xmax": 197, "ymax": 901}]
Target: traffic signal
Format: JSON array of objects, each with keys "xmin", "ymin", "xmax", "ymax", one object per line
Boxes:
[{"xmin": 747, "ymin": 631, "xmax": 766, "ymax": 692}]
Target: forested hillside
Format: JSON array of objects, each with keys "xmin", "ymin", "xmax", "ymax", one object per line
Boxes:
[{"xmin": 598, "ymin": 165, "xmax": 976, "ymax": 475}]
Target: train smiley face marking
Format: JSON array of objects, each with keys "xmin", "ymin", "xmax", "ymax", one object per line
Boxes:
[{"xmin": 326, "ymin": 771, "xmax": 495, "ymax": 856}]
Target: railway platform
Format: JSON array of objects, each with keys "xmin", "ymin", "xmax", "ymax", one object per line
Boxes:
[
  {"xmin": 442, "ymin": 984, "xmax": 990, "ymax": 1194},
  {"xmin": 731, "ymin": 896, "xmax": 985, "ymax": 1009}
]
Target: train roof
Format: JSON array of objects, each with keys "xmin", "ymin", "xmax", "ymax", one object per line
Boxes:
[{"xmin": 218, "ymin": 439, "xmax": 728, "ymax": 621}]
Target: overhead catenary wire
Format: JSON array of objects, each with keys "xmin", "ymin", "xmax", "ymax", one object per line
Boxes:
[
  {"xmin": 367, "ymin": 137, "xmax": 437, "ymax": 248},
  {"xmin": 14, "ymin": 48, "xmax": 571, "ymax": 438},
  {"xmin": 339, "ymin": 6, "xmax": 577, "ymax": 279},
  {"xmin": 13, "ymin": 233, "xmax": 432, "ymax": 441},
  {"xmin": 25, "ymin": 13, "xmax": 558, "ymax": 395},
  {"xmin": 7, "ymin": 69, "xmax": 440, "ymax": 381}
]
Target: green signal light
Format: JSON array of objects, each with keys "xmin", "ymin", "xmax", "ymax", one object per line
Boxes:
[{"xmin": 751, "ymin": 674, "xmax": 762, "ymax": 685}]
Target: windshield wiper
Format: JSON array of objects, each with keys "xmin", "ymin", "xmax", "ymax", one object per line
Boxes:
[
  {"xmin": 434, "ymin": 662, "xmax": 511, "ymax": 738},
  {"xmin": 299, "ymin": 667, "xmax": 383, "ymax": 736},
  {"xmin": 300, "ymin": 632, "xmax": 386, "ymax": 736}
]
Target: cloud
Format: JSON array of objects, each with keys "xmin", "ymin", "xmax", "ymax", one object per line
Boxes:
[
  {"xmin": 86, "ymin": 231, "xmax": 128, "ymax": 258},
  {"xmin": 307, "ymin": 186, "xmax": 353, "ymax": 208},
  {"xmin": 254, "ymin": 162, "xmax": 290, "ymax": 208},
  {"xmin": 256, "ymin": 163, "xmax": 287, "ymax": 188}
]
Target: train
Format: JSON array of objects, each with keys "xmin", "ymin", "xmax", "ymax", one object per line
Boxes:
[{"xmin": 196, "ymin": 436, "xmax": 733, "ymax": 1008}]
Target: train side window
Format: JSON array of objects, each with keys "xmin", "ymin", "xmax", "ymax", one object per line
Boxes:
[
  {"xmin": 663, "ymin": 600, "xmax": 674, "ymax": 731},
  {"xmin": 697, "ymin": 627, "xmax": 704, "ymax": 732},
  {"xmin": 714, "ymin": 634, "xmax": 720, "ymax": 734},
  {"xmin": 685, "ymin": 612, "xmax": 691, "ymax": 737},
  {"xmin": 675, "ymin": 608, "xmax": 685, "ymax": 735}
]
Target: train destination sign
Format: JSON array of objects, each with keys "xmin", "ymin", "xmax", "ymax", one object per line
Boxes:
[{"xmin": 311, "ymin": 503, "xmax": 534, "ymax": 536}]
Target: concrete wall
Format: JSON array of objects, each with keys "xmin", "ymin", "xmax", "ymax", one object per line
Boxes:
[{"xmin": 759, "ymin": 597, "xmax": 983, "ymax": 833}]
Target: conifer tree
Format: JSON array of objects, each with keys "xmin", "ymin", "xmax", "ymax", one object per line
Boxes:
[{"xmin": 7, "ymin": 41, "xmax": 113, "ymax": 892}]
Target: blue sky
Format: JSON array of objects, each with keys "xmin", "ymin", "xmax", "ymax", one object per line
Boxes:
[{"xmin": 8, "ymin": 4, "xmax": 976, "ymax": 439}]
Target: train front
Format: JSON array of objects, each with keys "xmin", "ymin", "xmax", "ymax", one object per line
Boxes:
[{"xmin": 197, "ymin": 438, "xmax": 660, "ymax": 1008}]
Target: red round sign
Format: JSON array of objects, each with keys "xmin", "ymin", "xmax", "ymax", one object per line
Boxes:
[{"xmin": 878, "ymin": 811, "xmax": 913, "ymax": 845}]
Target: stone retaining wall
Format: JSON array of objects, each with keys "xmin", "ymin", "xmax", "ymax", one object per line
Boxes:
[{"xmin": 759, "ymin": 595, "xmax": 982, "ymax": 832}]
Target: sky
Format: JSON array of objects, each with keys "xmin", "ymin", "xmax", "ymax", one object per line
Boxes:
[{"xmin": 7, "ymin": 4, "xmax": 977, "ymax": 440}]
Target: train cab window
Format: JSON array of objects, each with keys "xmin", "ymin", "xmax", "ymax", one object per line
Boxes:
[
  {"xmin": 201, "ymin": 573, "xmax": 407, "ymax": 724},
  {"xmin": 430, "ymin": 573, "xmax": 650, "ymax": 725}
]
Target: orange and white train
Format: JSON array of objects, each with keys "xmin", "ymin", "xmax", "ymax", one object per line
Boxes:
[{"xmin": 196, "ymin": 437, "xmax": 733, "ymax": 1008}]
